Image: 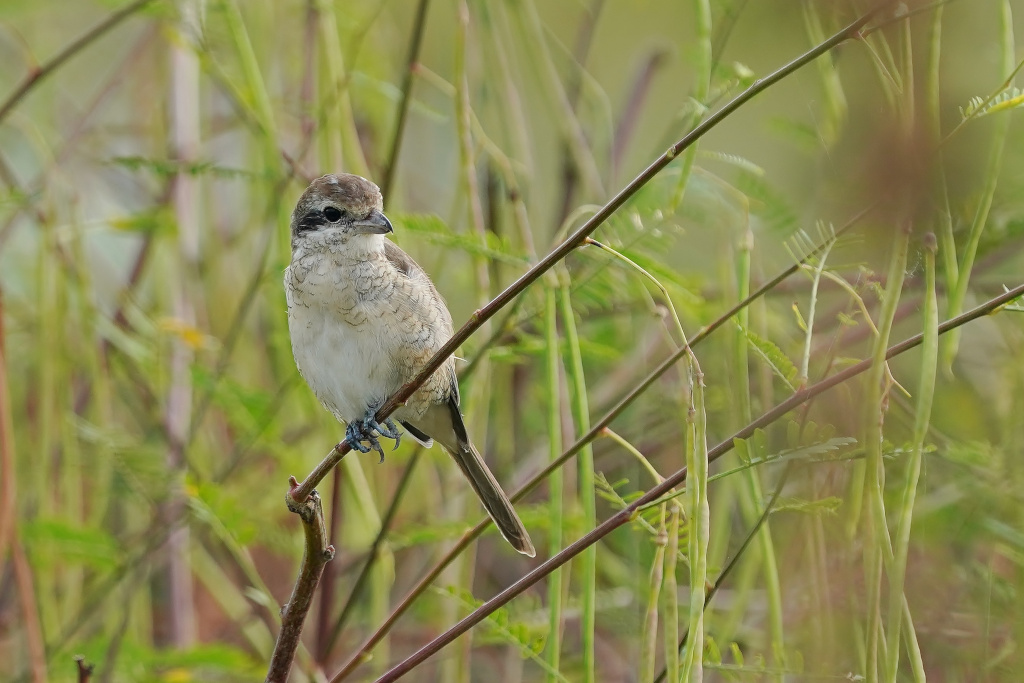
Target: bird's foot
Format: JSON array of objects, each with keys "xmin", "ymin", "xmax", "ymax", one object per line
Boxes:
[{"xmin": 345, "ymin": 411, "xmax": 403, "ymax": 463}]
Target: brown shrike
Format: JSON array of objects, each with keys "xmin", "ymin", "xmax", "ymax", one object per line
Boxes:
[{"xmin": 284, "ymin": 173, "xmax": 535, "ymax": 557}]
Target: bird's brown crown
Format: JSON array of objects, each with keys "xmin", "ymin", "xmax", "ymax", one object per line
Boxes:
[{"xmin": 292, "ymin": 173, "xmax": 384, "ymax": 224}]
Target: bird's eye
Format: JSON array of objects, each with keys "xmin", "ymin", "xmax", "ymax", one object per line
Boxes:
[{"xmin": 323, "ymin": 206, "xmax": 343, "ymax": 222}]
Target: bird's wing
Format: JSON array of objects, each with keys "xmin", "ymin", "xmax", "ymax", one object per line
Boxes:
[
  {"xmin": 383, "ymin": 238, "xmax": 426, "ymax": 279},
  {"xmin": 382, "ymin": 239, "xmax": 458, "ymax": 412}
]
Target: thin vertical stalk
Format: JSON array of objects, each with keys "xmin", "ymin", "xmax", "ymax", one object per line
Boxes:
[
  {"xmin": 941, "ymin": 0, "xmax": 1013, "ymax": 369},
  {"xmin": 799, "ymin": 239, "xmax": 834, "ymax": 385},
  {"xmin": 558, "ymin": 285, "xmax": 597, "ymax": 683},
  {"xmin": 926, "ymin": 6, "xmax": 957, "ymax": 291},
  {"xmin": 485, "ymin": 0, "xmax": 534, "ymax": 175},
  {"xmin": 680, "ymin": 358, "xmax": 708, "ymax": 683},
  {"xmin": 456, "ymin": 0, "xmax": 491, "ymax": 305},
  {"xmin": 670, "ymin": 0, "xmax": 712, "ymax": 211},
  {"xmin": 655, "ymin": 463, "xmax": 795, "ymax": 683},
  {"xmin": 2, "ymin": 293, "xmax": 41, "ymax": 682},
  {"xmin": 735, "ymin": 225, "xmax": 786, "ymax": 680},
  {"xmin": 662, "ymin": 508, "xmax": 681, "ymax": 683},
  {"xmin": 901, "ymin": 597, "xmax": 926, "ymax": 681},
  {"xmin": 316, "ymin": 0, "xmax": 370, "ymax": 177},
  {"xmin": 223, "ymin": 0, "xmax": 278, "ymax": 150},
  {"xmin": 863, "ymin": 226, "xmax": 910, "ymax": 681},
  {"xmin": 447, "ymin": 7, "xmax": 489, "ymax": 679},
  {"xmin": 640, "ymin": 514, "xmax": 667, "ymax": 683},
  {"xmin": 154, "ymin": 4, "xmax": 202, "ymax": 648},
  {"xmin": 517, "ymin": 0, "xmax": 604, "ymax": 199},
  {"xmin": 883, "ymin": 236, "xmax": 937, "ymax": 682},
  {"xmin": 543, "ymin": 286, "xmax": 566, "ymax": 680},
  {"xmin": 802, "ymin": 0, "xmax": 847, "ymax": 147},
  {"xmin": 874, "ymin": 15, "xmax": 920, "ymax": 679},
  {"xmin": 380, "ymin": 0, "xmax": 431, "ymax": 199}
]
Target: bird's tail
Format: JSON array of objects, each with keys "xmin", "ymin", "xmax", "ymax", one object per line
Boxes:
[
  {"xmin": 449, "ymin": 440, "xmax": 536, "ymax": 558},
  {"xmin": 407, "ymin": 400, "xmax": 536, "ymax": 557}
]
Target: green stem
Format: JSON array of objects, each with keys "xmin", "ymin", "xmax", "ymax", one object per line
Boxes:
[
  {"xmin": 681, "ymin": 359, "xmax": 708, "ymax": 683},
  {"xmin": 864, "ymin": 226, "xmax": 910, "ymax": 681},
  {"xmin": 316, "ymin": 0, "xmax": 370, "ymax": 177},
  {"xmin": 662, "ymin": 508, "xmax": 681, "ymax": 682},
  {"xmin": 883, "ymin": 236, "xmax": 936, "ymax": 682},
  {"xmin": 380, "ymin": 0, "xmax": 431, "ymax": 199},
  {"xmin": 543, "ymin": 287, "xmax": 566, "ymax": 681},
  {"xmin": 735, "ymin": 225, "xmax": 786, "ymax": 680},
  {"xmin": 941, "ymin": 0, "xmax": 1013, "ymax": 370},
  {"xmin": 670, "ymin": 0, "xmax": 712, "ymax": 211},
  {"xmin": 641, "ymin": 514, "xmax": 667, "ymax": 683},
  {"xmin": 558, "ymin": 285, "xmax": 596, "ymax": 683}
]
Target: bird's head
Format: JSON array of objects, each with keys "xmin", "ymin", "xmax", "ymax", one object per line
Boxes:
[{"xmin": 289, "ymin": 173, "xmax": 393, "ymax": 254}]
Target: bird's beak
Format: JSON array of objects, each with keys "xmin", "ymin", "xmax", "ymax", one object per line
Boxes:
[{"xmin": 352, "ymin": 209, "xmax": 394, "ymax": 235}]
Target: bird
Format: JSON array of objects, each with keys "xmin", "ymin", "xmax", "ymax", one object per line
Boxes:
[{"xmin": 284, "ymin": 173, "xmax": 536, "ymax": 557}]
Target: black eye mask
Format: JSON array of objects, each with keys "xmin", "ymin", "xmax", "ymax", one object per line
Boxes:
[{"xmin": 296, "ymin": 210, "xmax": 329, "ymax": 233}]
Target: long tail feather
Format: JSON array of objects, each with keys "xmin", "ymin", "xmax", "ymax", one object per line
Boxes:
[{"xmin": 449, "ymin": 442, "xmax": 536, "ymax": 557}]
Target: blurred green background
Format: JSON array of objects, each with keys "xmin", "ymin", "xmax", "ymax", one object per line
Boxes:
[{"xmin": 3, "ymin": 0, "xmax": 1024, "ymax": 681}]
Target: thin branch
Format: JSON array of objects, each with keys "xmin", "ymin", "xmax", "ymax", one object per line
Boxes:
[
  {"xmin": 0, "ymin": 0, "xmax": 158, "ymax": 125},
  {"xmin": 373, "ymin": 281, "xmax": 1024, "ymax": 682},
  {"xmin": 265, "ymin": 488, "xmax": 336, "ymax": 683},
  {"xmin": 289, "ymin": 4, "xmax": 883, "ymax": 507}
]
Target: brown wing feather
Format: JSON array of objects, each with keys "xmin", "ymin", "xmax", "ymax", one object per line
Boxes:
[{"xmin": 383, "ymin": 239, "xmax": 425, "ymax": 279}]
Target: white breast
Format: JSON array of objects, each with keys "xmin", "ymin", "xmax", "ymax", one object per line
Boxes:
[{"xmin": 285, "ymin": 259, "xmax": 401, "ymax": 424}]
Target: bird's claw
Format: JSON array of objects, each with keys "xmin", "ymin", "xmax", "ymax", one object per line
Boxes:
[
  {"xmin": 345, "ymin": 412, "xmax": 403, "ymax": 463},
  {"xmin": 373, "ymin": 417, "xmax": 403, "ymax": 450}
]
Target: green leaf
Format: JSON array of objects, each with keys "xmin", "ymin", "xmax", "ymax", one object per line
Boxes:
[
  {"xmin": 699, "ymin": 150, "xmax": 765, "ymax": 176},
  {"xmin": 705, "ymin": 636, "xmax": 723, "ymax": 665},
  {"xmin": 738, "ymin": 323, "xmax": 798, "ymax": 390},
  {"xmin": 961, "ymin": 87, "xmax": 1024, "ymax": 119},
  {"xmin": 731, "ymin": 642, "xmax": 745, "ymax": 667}
]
